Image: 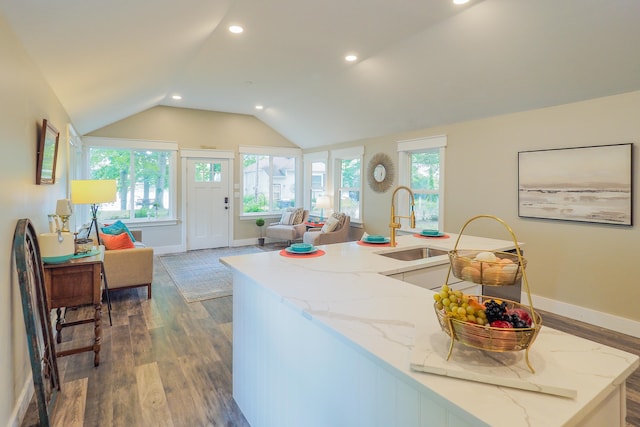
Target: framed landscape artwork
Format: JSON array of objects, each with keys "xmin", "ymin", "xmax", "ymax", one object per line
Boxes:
[{"xmin": 518, "ymin": 143, "xmax": 633, "ymax": 226}]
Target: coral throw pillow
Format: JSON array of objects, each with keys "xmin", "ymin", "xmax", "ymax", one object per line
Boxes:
[
  {"xmin": 101, "ymin": 220, "xmax": 136, "ymax": 242},
  {"xmin": 100, "ymin": 232, "xmax": 135, "ymax": 250}
]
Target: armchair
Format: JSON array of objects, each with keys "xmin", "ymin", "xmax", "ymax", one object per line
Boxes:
[
  {"xmin": 303, "ymin": 214, "xmax": 351, "ymax": 246},
  {"xmin": 265, "ymin": 208, "xmax": 309, "ymax": 245},
  {"xmin": 102, "ymin": 230, "xmax": 154, "ymax": 299}
]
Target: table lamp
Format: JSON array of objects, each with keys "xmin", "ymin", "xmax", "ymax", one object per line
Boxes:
[
  {"xmin": 315, "ymin": 195, "xmax": 331, "ymax": 221},
  {"xmin": 71, "ymin": 180, "xmax": 117, "ymax": 246},
  {"xmin": 55, "ymin": 199, "xmax": 73, "ymax": 232}
]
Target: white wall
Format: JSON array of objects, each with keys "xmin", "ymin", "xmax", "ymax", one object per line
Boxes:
[{"xmin": 0, "ymin": 15, "xmax": 72, "ymax": 426}]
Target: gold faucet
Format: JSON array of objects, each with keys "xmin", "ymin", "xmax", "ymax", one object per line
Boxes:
[{"xmin": 389, "ymin": 185, "xmax": 416, "ymax": 247}]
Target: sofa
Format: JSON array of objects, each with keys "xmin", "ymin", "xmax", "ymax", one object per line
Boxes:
[
  {"xmin": 303, "ymin": 213, "xmax": 351, "ymax": 246},
  {"xmin": 100, "ymin": 229, "xmax": 154, "ymax": 299},
  {"xmin": 265, "ymin": 208, "xmax": 309, "ymax": 245}
]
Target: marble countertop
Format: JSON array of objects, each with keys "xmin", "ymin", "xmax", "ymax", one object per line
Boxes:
[{"xmin": 221, "ymin": 233, "xmax": 639, "ymax": 426}]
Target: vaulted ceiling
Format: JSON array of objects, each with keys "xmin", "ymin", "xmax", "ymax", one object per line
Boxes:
[{"xmin": 2, "ymin": 0, "xmax": 640, "ymax": 149}]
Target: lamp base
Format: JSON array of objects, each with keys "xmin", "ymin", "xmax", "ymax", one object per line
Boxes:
[{"xmin": 58, "ymin": 215, "xmax": 71, "ymax": 232}]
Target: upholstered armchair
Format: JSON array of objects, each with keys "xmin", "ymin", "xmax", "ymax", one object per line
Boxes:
[
  {"xmin": 303, "ymin": 214, "xmax": 351, "ymax": 246},
  {"xmin": 98, "ymin": 229, "xmax": 154, "ymax": 299},
  {"xmin": 265, "ymin": 208, "xmax": 309, "ymax": 245}
]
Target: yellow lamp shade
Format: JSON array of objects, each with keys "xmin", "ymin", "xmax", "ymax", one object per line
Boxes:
[{"xmin": 71, "ymin": 180, "xmax": 116, "ymax": 205}]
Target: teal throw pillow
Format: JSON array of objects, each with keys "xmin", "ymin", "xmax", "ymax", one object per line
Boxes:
[{"xmin": 101, "ymin": 220, "xmax": 136, "ymax": 242}]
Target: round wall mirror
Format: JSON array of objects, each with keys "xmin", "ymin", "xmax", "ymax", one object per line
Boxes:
[
  {"xmin": 373, "ymin": 164, "xmax": 386, "ymax": 182},
  {"xmin": 367, "ymin": 152, "xmax": 395, "ymax": 193}
]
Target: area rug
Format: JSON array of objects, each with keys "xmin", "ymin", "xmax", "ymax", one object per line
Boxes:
[{"xmin": 158, "ymin": 246, "xmax": 265, "ymax": 303}]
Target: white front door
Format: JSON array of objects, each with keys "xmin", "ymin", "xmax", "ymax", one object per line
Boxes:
[{"xmin": 186, "ymin": 158, "xmax": 230, "ymax": 250}]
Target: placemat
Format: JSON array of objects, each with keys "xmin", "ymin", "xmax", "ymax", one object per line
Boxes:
[
  {"xmin": 413, "ymin": 233, "xmax": 450, "ymax": 239},
  {"xmin": 357, "ymin": 240, "xmax": 391, "ymax": 247},
  {"xmin": 279, "ymin": 249, "xmax": 326, "ymax": 258}
]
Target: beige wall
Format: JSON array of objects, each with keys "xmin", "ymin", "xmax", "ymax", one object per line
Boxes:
[
  {"xmin": 1, "ymin": 15, "xmax": 72, "ymax": 426},
  {"xmin": 350, "ymin": 91, "xmax": 640, "ymax": 323},
  {"xmin": 88, "ymin": 106, "xmax": 298, "ymax": 243}
]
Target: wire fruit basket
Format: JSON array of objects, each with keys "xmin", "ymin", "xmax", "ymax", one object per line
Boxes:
[{"xmin": 434, "ymin": 215, "xmax": 542, "ymax": 373}]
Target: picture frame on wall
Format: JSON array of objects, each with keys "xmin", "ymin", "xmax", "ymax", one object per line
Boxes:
[
  {"xmin": 518, "ymin": 143, "xmax": 633, "ymax": 226},
  {"xmin": 36, "ymin": 119, "xmax": 60, "ymax": 185}
]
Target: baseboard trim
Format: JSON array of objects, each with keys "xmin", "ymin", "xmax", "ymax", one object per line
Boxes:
[
  {"xmin": 529, "ymin": 293, "xmax": 640, "ymax": 339},
  {"xmin": 10, "ymin": 374, "xmax": 33, "ymax": 427}
]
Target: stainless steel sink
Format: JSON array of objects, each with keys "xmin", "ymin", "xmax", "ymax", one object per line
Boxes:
[{"xmin": 377, "ymin": 247, "xmax": 448, "ymax": 261}]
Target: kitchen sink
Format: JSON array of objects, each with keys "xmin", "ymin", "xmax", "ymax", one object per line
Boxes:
[{"xmin": 377, "ymin": 247, "xmax": 448, "ymax": 261}]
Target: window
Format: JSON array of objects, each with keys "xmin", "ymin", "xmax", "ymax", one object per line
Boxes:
[
  {"xmin": 332, "ymin": 146, "xmax": 363, "ymax": 223},
  {"xmin": 398, "ymin": 136, "xmax": 446, "ymax": 230},
  {"xmin": 194, "ymin": 161, "xmax": 221, "ymax": 182},
  {"xmin": 240, "ymin": 146, "xmax": 302, "ymax": 215},
  {"xmin": 83, "ymin": 137, "xmax": 178, "ymax": 222},
  {"xmin": 304, "ymin": 151, "xmax": 328, "ymax": 218}
]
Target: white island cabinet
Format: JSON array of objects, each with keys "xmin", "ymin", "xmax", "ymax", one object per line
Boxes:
[{"xmin": 222, "ymin": 234, "xmax": 638, "ymax": 427}]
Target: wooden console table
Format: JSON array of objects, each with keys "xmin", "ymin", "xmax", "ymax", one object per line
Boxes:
[{"xmin": 43, "ymin": 248, "xmax": 105, "ymax": 367}]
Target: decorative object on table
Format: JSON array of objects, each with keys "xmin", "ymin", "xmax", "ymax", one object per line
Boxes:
[
  {"xmin": 434, "ymin": 214, "xmax": 541, "ymax": 373},
  {"xmin": 13, "ymin": 219, "xmax": 61, "ymax": 426},
  {"xmin": 255, "ymin": 217, "xmax": 265, "ymax": 246},
  {"xmin": 71, "ymin": 179, "xmax": 117, "ymax": 246},
  {"xmin": 367, "ymin": 152, "xmax": 395, "ymax": 193},
  {"xmin": 388, "ymin": 185, "xmax": 415, "ymax": 247},
  {"xmin": 357, "ymin": 232, "xmax": 391, "ymax": 246},
  {"xmin": 518, "ymin": 143, "xmax": 632, "ymax": 226},
  {"xmin": 289, "ymin": 242, "xmax": 313, "ymax": 252},
  {"xmin": 36, "ymin": 119, "xmax": 60, "ymax": 185},
  {"xmin": 39, "ymin": 231, "xmax": 75, "ymax": 264},
  {"xmin": 74, "ymin": 232, "xmax": 94, "ymax": 254},
  {"xmin": 413, "ymin": 232, "xmax": 449, "ymax": 239},
  {"xmin": 315, "ymin": 195, "xmax": 331, "ymax": 221},
  {"xmin": 279, "ymin": 248, "xmax": 325, "ymax": 258},
  {"xmin": 56, "ymin": 198, "xmax": 73, "ymax": 232},
  {"xmin": 47, "ymin": 213, "xmax": 59, "ymax": 233}
]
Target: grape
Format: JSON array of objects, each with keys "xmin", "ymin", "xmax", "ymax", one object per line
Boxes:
[{"xmin": 435, "ymin": 284, "xmax": 489, "ymax": 327}]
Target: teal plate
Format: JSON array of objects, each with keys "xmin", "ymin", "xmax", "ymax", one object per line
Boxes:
[{"xmin": 285, "ymin": 246, "xmax": 318, "ymax": 254}]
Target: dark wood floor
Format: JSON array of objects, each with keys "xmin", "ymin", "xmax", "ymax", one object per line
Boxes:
[{"xmin": 22, "ymin": 248, "xmax": 639, "ymax": 427}]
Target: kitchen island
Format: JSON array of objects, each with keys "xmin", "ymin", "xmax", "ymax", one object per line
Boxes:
[{"xmin": 221, "ymin": 233, "xmax": 638, "ymax": 427}]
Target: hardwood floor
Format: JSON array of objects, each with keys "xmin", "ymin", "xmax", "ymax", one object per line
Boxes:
[{"xmin": 22, "ymin": 248, "xmax": 639, "ymax": 426}]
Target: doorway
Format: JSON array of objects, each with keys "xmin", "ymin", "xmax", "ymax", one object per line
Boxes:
[{"xmin": 185, "ymin": 157, "xmax": 231, "ymax": 250}]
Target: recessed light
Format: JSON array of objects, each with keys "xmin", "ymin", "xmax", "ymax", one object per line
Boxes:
[
  {"xmin": 345, "ymin": 54, "xmax": 358, "ymax": 62},
  {"xmin": 453, "ymin": 0, "xmax": 469, "ymax": 4},
  {"xmin": 172, "ymin": 95, "xmax": 182, "ymax": 100},
  {"xmin": 255, "ymin": 105, "xmax": 264, "ymax": 110},
  {"xmin": 229, "ymin": 25, "xmax": 244, "ymax": 34}
]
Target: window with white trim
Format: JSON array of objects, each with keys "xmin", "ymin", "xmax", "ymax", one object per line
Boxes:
[
  {"xmin": 398, "ymin": 136, "xmax": 446, "ymax": 230},
  {"xmin": 332, "ymin": 146, "xmax": 364, "ymax": 223},
  {"xmin": 240, "ymin": 146, "xmax": 302, "ymax": 215},
  {"xmin": 303, "ymin": 151, "xmax": 328, "ymax": 218},
  {"xmin": 83, "ymin": 137, "xmax": 178, "ymax": 222}
]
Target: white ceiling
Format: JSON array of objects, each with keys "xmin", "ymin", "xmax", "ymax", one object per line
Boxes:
[{"xmin": 2, "ymin": 0, "xmax": 640, "ymax": 149}]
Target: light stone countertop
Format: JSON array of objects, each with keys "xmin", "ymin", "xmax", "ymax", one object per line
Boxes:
[{"xmin": 222, "ymin": 233, "xmax": 639, "ymax": 426}]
